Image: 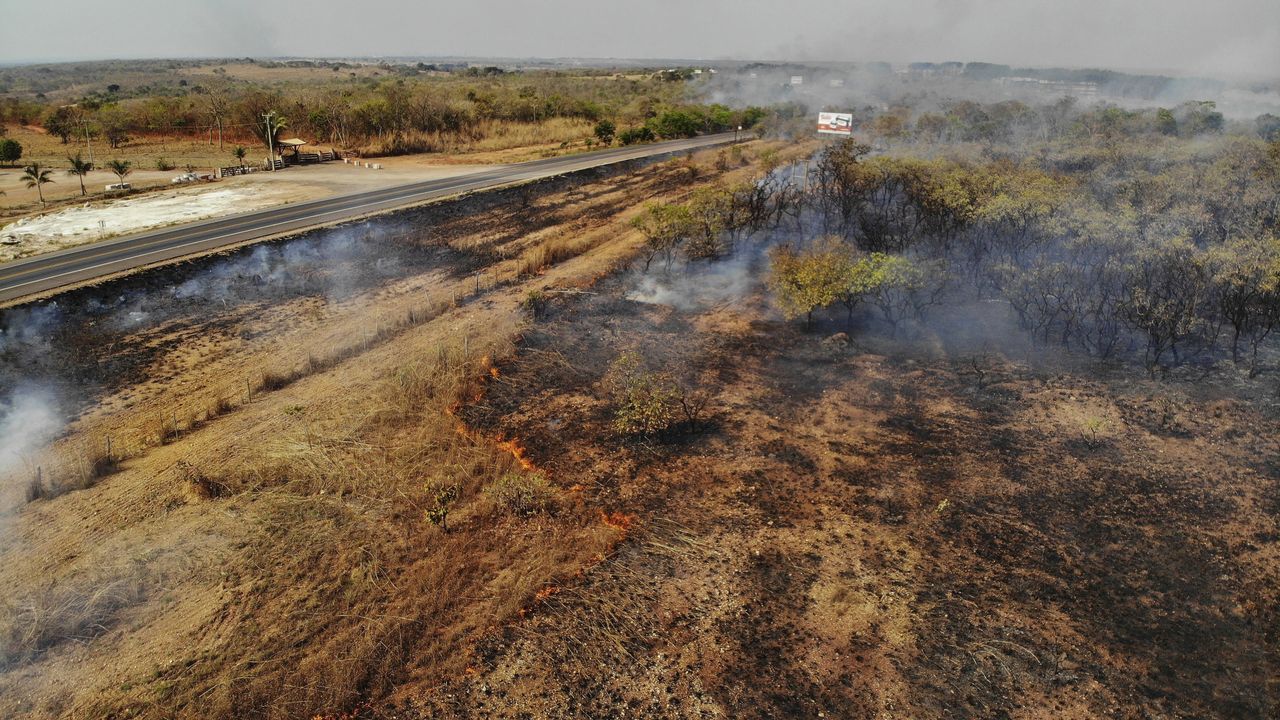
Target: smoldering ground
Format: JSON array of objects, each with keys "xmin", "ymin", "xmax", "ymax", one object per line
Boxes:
[
  {"xmin": 0, "ymin": 216, "xmax": 459, "ymax": 495},
  {"xmin": 623, "ymin": 135, "xmax": 1280, "ymax": 391}
]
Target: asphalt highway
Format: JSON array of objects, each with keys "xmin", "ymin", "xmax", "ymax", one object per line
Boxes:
[{"xmin": 0, "ymin": 132, "xmax": 738, "ymax": 305}]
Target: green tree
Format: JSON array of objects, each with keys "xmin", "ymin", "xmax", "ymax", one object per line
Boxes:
[
  {"xmin": 0, "ymin": 138, "xmax": 21, "ymax": 166},
  {"xmin": 107, "ymin": 158, "xmax": 132, "ymax": 185},
  {"xmin": 43, "ymin": 106, "xmax": 77, "ymax": 144},
  {"xmin": 683, "ymin": 185, "xmax": 737, "ymax": 260},
  {"xmin": 618, "ymin": 126, "xmax": 655, "ymax": 145},
  {"xmin": 259, "ymin": 113, "xmax": 289, "ymax": 150},
  {"xmin": 97, "ymin": 106, "xmax": 130, "ymax": 149},
  {"xmin": 768, "ymin": 238, "xmax": 857, "ymax": 328},
  {"xmin": 604, "ymin": 351, "xmax": 681, "ymax": 437},
  {"xmin": 423, "ymin": 482, "xmax": 458, "ymax": 532},
  {"xmin": 22, "ymin": 162, "xmax": 55, "ymax": 205},
  {"xmin": 1208, "ymin": 235, "xmax": 1280, "ymax": 374},
  {"xmin": 1120, "ymin": 239, "xmax": 1211, "ymax": 371},
  {"xmin": 630, "ymin": 202, "xmax": 692, "ymax": 270},
  {"xmin": 865, "ymin": 254, "xmax": 940, "ymax": 333},
  {"xmin": 593, "ymin": 118, "xmax": 616, "ymax": 145},
  {"xmin": 66, "ymin": 153, "xmax": 93, "ymax": 196},
  {"xmin": 648, "ymin": 109, "xmax": 701, "ymax": 139},
  {"xmin": 233, "ymin": 146, "xmax": 248, "ymax": 167}
]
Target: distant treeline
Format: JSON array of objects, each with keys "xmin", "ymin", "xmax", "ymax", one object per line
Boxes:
[{"xmin": 0, "ymin": 67, "xmax": 768, "ymax": 156}]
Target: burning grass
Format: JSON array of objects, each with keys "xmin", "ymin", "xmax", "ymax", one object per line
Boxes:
[{"xmin": 0, "ymin": 140, "xmax": 803, "ymax": 718}]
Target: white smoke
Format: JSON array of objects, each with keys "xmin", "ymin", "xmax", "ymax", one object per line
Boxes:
[
  {"xmin": 0, "ymin": 386, "xmax": 61, "ymax": 486},
  {"xmin": 627, "ymin": 247, "xmax": 771, "ymax": 312}
]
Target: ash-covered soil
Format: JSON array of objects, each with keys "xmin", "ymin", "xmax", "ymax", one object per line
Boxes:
[{"xmin": 418, "ymin": 274, "xmax": 1280, "ymax": 719}]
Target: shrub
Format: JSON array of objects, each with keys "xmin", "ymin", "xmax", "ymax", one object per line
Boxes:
[
  {"xmin": 604, "ymin": 351, "xmax": 680, "ymax": 437},
  {"xmin": 618, "ymin": 126, "xmax": 655, "ymax": 145},
  {"xmin": 593, "ymin": 118, "xmax": 616, "ymax": 145},
  {"xmin": 522, "ymin": 288, "xmax": 549, "ymax": 318},
  {"xmin": 484, "ymin": 471, "xmax": 554, "ymax": 516},
  {"xmin": 424, "ymin": 481, "xmax": 459, "ymax": 530},
  {"xmin": 155, "ymin": 157, "xmax": 175, "ymax": 171},
  {"xmin": 0, "ymin": 138, "xmax": 21, "ymax": 165}
]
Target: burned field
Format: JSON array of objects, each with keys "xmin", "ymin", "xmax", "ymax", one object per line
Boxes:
[
  {"xmin": 428, "ymin": 269, "xmax": 1279, "ymax": 719},
  {"xmin": 1, "ymin": 122, "xmax": 1278, "ymax": 720}
]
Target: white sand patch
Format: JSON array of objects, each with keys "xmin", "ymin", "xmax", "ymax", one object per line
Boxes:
[{"xmin": 0, "ymin": 186, "xmax": 294, "ymax": 262}]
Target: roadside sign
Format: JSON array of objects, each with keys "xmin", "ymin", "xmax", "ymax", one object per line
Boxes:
[{"xmin": 817, "ymin": 112, "xmax": 854, "ymax": 136}]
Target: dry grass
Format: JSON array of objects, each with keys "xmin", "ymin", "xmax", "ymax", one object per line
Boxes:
[
  {"xmin": 0, "ymin": 562, "xmax": 148, "ymax": 669},
  {"xmin": 130, "ymin": 316, "xmax": 621, "ymax": 717},
  {"xmin": 0, "ymin": 141, "xmax": 788, "ymax": 719},
  {"xmin": 2, "ymin": 124, "xmax": 254, "ymax": 172},
  {"xmin": 354, "ymin": 118, "xmax": 594, "ymax": 157}
]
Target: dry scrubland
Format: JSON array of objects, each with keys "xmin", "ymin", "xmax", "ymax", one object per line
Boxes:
[
  {"xmin": 1, "ymin": 55, "xmax": 1278, "ymax": 720},
  {"xmin": 0, "ymin": 141, "xmax": 804, "ymax": 718},
  {"xmin": 0, "ymin": 58, "xmax": 746, "ymax": 219},
  {"xmin": 1, "ymin": 86, "xmax": 1279, "ymax": 717}
]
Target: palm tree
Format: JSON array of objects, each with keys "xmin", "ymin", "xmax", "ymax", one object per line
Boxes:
[
  {"xmin": 22, "ymin": 163, "xmax": 55, "ymax": 205},
  {"xmin": 67, "ymin": 153, "xmax": 93, "ymax": 196},
  {"xmin": 107, "ymin": 159, "xmax": 132, "ymax": 185},
  {"xmin": 262, "ymin": 114, "xmax": 288, "ymax": 148},
  {"xmin": 233, "ymin": 146, "xmax": 248, "ymax": 167},
  {"xmin": 261, "ymin": 113, "xmax": 288, "ymax": 170}
]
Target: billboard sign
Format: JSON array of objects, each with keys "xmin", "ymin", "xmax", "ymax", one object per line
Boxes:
[{"xmin": 817, "ymin": 112, "xmax": 854, "ymax": 136}]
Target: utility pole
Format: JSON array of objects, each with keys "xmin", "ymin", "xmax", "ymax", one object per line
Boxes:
[
  {"xmin": 263, "ymin": 111, "xmax": 277, "ymax": 171},
  {"xmin": 82, "ymin": 115, "xmax": 94, "ymax": 164}
]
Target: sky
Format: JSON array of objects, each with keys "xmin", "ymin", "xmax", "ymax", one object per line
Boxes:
[{"xmin": 2, "ymin": 0, "xmax": 1278, "ymax": 80}]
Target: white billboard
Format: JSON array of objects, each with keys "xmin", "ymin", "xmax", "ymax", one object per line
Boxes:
[{"xmin": 817, "ymin": 112, "xmax": 854, "ymax": 136}]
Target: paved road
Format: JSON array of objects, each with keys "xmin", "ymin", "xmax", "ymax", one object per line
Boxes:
[{"xmin": 0, "ymin": 133, "xmax": 738, "ymax": 305}]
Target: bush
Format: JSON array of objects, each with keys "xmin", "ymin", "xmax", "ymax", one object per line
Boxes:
[
  {"xmin": 648, "ymin": 109, "xmax": 702, "ymax": 138},
  {"xmin": 618, "ymin": 126, "xmax": 655, "ymax": 145},
  {"xmin": 155, "ymin": 157, "xmax": 175, "ymax": 171},
  {"xmin": 424, "ymin": 481, "xmax": 459, "ymax": 530},
  {"xmin": 593, "ymin": 118, "xmax": 616, "ymax": 145},
  {"xmin": 604, "ymin": 351, "xmax": 680, "ymax": 437},
  {"xmin": 522, "ymin": 289, "xmax": 549, "ymax": 318},
  {"xmin": 0, "ymin": 138, "xmax": 21, "ymax": 165},
  {"xmin": 484, "ymin": 471, "xmax": 554, "ymax": 516}
]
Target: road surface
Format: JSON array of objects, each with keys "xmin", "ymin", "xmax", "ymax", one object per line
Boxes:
[{"xmin": 0, "ymin": 133, "xmax": 738, "ymax": 305}]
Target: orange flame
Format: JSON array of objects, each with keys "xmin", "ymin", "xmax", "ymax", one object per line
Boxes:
[
  {"xmin": 601, "ymin": 511, "xmax": 635, "ymax": 534},
  {"xmin": 495, "ymin": 434, "xmax": 537, "ymax": 471},
  {"xmin": 534, "ymin": 585, "xmax": 559, "ymax": 602},
  {"xmin": 489, "ymin": 366, "xmax": 501, "ymax": 379}
]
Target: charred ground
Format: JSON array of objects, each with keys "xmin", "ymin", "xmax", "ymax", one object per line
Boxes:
[{"xmin": 425, "ymin": 270, "xmax": 1279, "ymax": 719}]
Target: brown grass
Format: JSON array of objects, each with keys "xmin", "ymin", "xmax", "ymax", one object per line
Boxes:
[
  {"xmin": 0, "ymin": 141, "xmax": 788, "ymax": 719},
  {"xmin": 355, "ymin": 118, "xmax": 594, "ymax": 157}
]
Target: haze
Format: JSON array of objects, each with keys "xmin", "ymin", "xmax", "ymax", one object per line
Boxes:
[{"xmin": 2, "ymin": 0, "xmax": 1278, "ymax": 80}]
